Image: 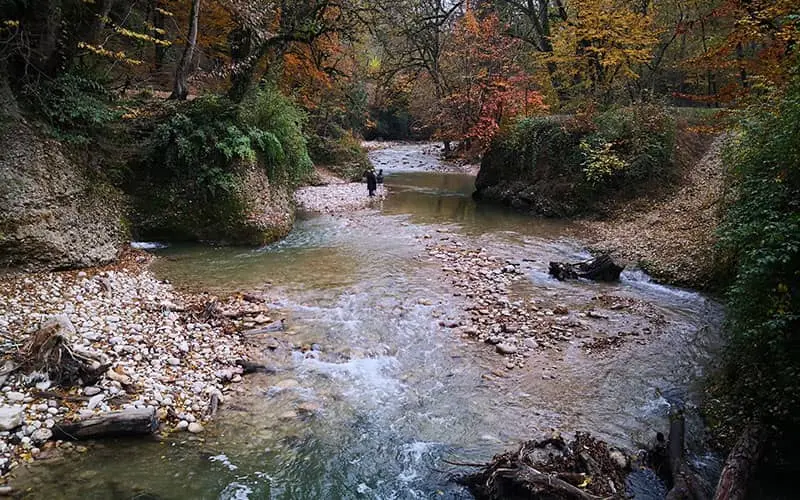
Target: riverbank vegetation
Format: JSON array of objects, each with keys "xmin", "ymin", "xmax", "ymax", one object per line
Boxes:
[{"xmin": 706, "ymin": 69, "xmax": 800, "ymax": 486}]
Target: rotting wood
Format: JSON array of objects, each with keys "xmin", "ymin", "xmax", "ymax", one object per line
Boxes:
[
  {"xmin": 236, "ymin": 359, "xmax": 276, "ymax": 375},
  {"xmin": 712, "ymin": 425, "xmax": 767, "ymax": 500},
  {"xmin": 549, "ymin": 254, "xmax": 625, "ymax": 282},
  {"xmin": 52, "ymin": 408, "xmax": 158, "ymax": 440},
  {"xmin": 665, "ymin": 409, "xmax": 711, "ymax": 500},
  {"xmin": 242, "ymin": 319, "xmax": 286, "ymax": 335}
]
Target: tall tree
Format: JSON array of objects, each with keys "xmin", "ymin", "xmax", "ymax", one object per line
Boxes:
[{"xmin": 171, "ymin": 0, "xmax": 201, "ymax": 99}]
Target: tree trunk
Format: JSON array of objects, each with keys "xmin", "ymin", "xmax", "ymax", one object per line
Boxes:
[
  {"xmin": 152, "ymin": 0, "xmax": 166, "ymax": 77},
  {"xmin": 665, "ymin": 410, "xmax": 710, "ymax": 500},
  {"xmin": 226, "ymin": 27, "xmax": 257, "ymax": 103},
  {"xmin": 713, "ymin": 426, "xmax": 767, "ymax": 500},
  {"xmin": 52, "ymin": 408, "xmax": 158, "ymax": 440},
  {"xmin": 170, "ymin": 0, "xmax": 201, "ymax": 100}
]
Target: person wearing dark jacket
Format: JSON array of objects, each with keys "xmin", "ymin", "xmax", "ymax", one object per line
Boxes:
[
  {"xmin": 376, "ymin": 169, "xmax": 385, "ymax": 196},
  {"xmin": 365, "ymin": 169, "xmax": 377, "ymax": 197}
]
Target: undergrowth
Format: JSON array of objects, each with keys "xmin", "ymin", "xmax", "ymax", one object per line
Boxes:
[{"xmin": 708, "ymin": 74, "xmax": 800, "ymax": 455}]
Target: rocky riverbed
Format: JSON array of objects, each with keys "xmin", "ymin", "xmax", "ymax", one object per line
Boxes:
[
  {"xmin": 294, "ymin": 182, "xmax": 385, "ymax": 213},
  {"xmin": 420, "ymin": 233, "xmax": 670, "ymax": 372},
  {"xmin": 0, "ymin": 251, "xmax": 278, "ymax": 481}
]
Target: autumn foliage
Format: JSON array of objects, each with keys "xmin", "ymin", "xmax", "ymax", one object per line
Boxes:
[{"xmin": 435, "ymin": 12, "xmax": 546, "ymax": 148}]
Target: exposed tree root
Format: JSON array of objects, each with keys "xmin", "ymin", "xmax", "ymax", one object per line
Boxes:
[
  {"xmin": 15, "ymin": 316, "xmax": 109, "ymax": 387},
  {"xmin": 461, "ymin": 432, "xmax": 629, "ymax": 499}
]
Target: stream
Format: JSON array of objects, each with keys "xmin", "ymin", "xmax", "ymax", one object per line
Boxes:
[{"xmin": 19, "ymin": 143, "xmax": 723, "ymax": 499}]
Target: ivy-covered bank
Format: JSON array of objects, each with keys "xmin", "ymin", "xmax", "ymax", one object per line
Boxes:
[
  {"xmin": 474, "ymin": 107, "xmax": 677, "ymax": 217},
  {"xmin": 706, "ymin": 74, "xmax": 800, "ymax": 472},
  {"xmin": 129, "ymin": 90, "xmax": 312, "ymax": 245}
]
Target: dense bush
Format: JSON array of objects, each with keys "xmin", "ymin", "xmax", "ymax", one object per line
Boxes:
[
  {"xmin": 306, "ymin": 125, "xmax": 370, "ymax": 181},
  {"xmin": 21, "ymin": 72, "xmax": 121, "ymax": 144},
  {"xmin": 240, "ymin": 88, "xmax": 313, "ymax": 185},
  {"xmin": 131, "ymin": 87, "xmax": 311, "ymax": 241},
  {"xmin": 145, "ymin": 88, "xmax": 311, "ymax": 198},
  {"xmin": 476, "ymin": 107, "xmax": 677, "ymax": 215},
  {"xmin": 498, "ymin": 106, "xmax": 675, "ymax": 189},
  {"xmin": 583, "ymin": 105, "xmax": 676, "ymax": 187},
  {"xmin": 712, "ymin": 79, "xmax": 800, "ymax": 446}
]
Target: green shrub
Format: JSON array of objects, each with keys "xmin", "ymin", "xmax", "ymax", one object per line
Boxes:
[
  {"xmin": 712, "ymin": 78, "xmax": 800, "ymax": 445},
  {"xmin": 476, "ymin": 108, "xmax": 677, "ymax": 215},
  {"xmin": 306, "ymin": 126, "xmax": 370, "ymax": 181},
  {"xmin": 502, "ymin": 116, "xmax": 583, "ymax": 176},
  {"xmin": 21, "ymin": 72, "xmax": 122, "ymax": 144},
  {"xmin": 240, "ymin": 87, "xmax": 313, "ymax": 184},
  {"xmin": 587, "ymin": 105, "xmax": 676, "ymax": 186},
  {"xmin": 145, "ymin": 88, "xmax": 312, "ymax": 197},
  {"xmin": 132, "ymin": 88, "xmax": 312, "ymax": 241}
]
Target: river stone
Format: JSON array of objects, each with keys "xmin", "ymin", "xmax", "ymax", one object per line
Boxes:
[
  {"xmin": 83, "ymin": 386, "xmax": 102, "ymax": 397},
  {"xmin": 188, "ymin": 422, "xmax": 204, "ymax": 433},
  {"xmin": 297, "ymin": 402, "xmax": 321, "ymax": 415},
  {"xmin": 275, "ymin": 379, "xmax": 300, "ymax": 390},
  {"xmin": 609, "ymin": 449, "xmax": 629, "ymax": 469},
  {"xmin": 0, "ymin": 406, "xmax": 23, "ymax": 431},
  {"xmin": 176, "ymin": 420, "xmax": 189, "ymax": 431},
  {"xmin": 279, "ymin": 410, "xmax": 298, "ymax": 421},
  {"xmin": 496, "ymin": 343, "xmax": 518, "ymax": 355},
  {"xmin": 87, "ymin": 394, "xmax": 104, "ymax": 410},
  {"xmin": 5, "ymin": 392, "xmax": 24, "ymax": 403},
  {"xmin": 30, "ymin": 428, "xmax": 52, "ymax": 445},
  {"xmin": 553, "ymin": 304, "xmax": 569, "ymax": 315},
  {"xmin": 524, "ymin": 338, "xmax": 540, "ymax": 350}
]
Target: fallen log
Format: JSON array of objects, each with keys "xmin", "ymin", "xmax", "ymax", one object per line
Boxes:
[
  {"xmin": 549, "ymin": 254, "xmax": 624, "ymax": 282},
  {"xmin": 712, "ymin": 425, "xmax": 767, "ymax": 500},
  {"xmin": 52, "ymin": 408, "xmax": 158, "ymax": 440}
]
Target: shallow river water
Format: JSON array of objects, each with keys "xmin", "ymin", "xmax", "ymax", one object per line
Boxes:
[{"xmin": 20, "ymin": 144, "xmax": 724, "ymax": 499}]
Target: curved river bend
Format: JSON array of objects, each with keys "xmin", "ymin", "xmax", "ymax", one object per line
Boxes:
[{"xmin": 20, "ymin": 144, "xmax": 722, "ymax": 499}]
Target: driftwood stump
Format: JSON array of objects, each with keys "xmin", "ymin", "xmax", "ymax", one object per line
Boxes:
[
  {"xmin": 462, "ymin": 432, "xmax": 629, "ymax": 499},
  {"xmin": 664, "ymin": 410, "xmax": 711, "ymax": 500},
  {"xmin": 52, "ymin": 408, "xmax": 158, "ymax": 440},
  {"xmin": 17, "ymin": 316, "xmax": 109, "ymax": 386},
  {"xmin": 549, "ymin": 255, "xmax": 624, "ymax": 282}
]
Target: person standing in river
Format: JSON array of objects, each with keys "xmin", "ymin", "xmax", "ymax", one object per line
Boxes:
[
  {"xmin": 376, "ymin": 169, "xmax": 384, "ymax": 197},
  {"xmin": 365, "ymin": 168, "xmax": 377, "ymax": 197}
]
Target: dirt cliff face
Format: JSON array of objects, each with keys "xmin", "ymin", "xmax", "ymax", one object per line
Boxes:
[{"xmin": 0, "ymin": 123, "xmax": 126, "ymax": 270}]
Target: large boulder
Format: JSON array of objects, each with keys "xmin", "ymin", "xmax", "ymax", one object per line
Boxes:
[
  {"xmin": 0, "ymin": 122, "xmax": 126, "ymax": 270},
  {"xmin": 131, "ymin": 161, "xmax": 294, "ymax": 245}
]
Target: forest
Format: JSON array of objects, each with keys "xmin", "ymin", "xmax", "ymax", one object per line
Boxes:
[{"xmin": 0, "ymin": 0, "xmax": 798, "ymax": 498}]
